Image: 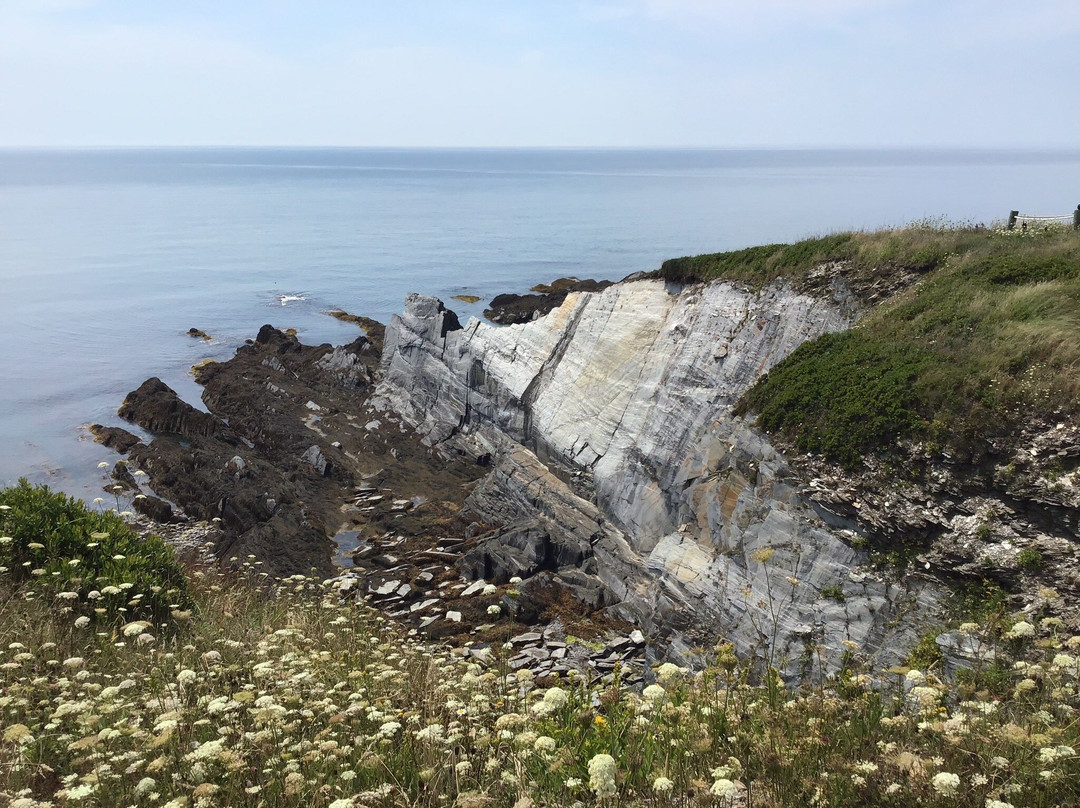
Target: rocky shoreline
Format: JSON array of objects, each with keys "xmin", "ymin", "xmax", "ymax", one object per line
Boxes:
[
  {"xmin": 90, "ymin": 303, "xmax": 657, "ymax": 678},
  {"xmin": 89, "ymin": 268, "xmax": 1080, "ymax": 680}
]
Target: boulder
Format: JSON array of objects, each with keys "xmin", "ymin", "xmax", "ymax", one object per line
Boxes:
[
  {"xmin": 301, "ymin": 445, "xmax": 330, "ymax": 477},
  {"xmin": 133, "ymin": 494, "xmax": 174, "ymax": 523},
  {"xmin": 88, "ymin": 424, "xmax": 142, "ymax": 454}
]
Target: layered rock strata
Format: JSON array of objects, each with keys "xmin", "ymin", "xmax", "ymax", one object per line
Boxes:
[{"xmin": 376, "ymin": 279, "xmax": 945, "ymax": 673}]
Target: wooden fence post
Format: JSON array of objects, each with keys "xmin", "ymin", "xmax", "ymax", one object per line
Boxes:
[{"xmin": 1008, "ymin": 210, "xmax": 1019, "ymax": 230}]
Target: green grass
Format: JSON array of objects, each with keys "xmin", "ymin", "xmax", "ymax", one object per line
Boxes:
[
  {"xmin": 726, "ymin": 224, "xmax": 1080, "ymax": 466},
  {"xmin": 655, "ymin": 224, "xmax": 990, "ymax": 290},
  {"xmin": 657, "ymin": 234, "xmax": 858, "ymax": 286}
]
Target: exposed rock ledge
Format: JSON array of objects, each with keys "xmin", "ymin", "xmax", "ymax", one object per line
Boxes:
[{"xmin": 374, "ymin": 279, "xmax": 946, "ymax": 674}]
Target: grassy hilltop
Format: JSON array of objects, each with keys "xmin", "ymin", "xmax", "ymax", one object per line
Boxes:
[{"xmin": 661, "ymin": 223, "xmax": 1080, "ymax": 467}]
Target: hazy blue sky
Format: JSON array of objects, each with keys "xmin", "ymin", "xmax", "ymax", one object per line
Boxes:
[{"xmin": 2, "ymin": 0, "xmax": 1078, "ymax": 148}]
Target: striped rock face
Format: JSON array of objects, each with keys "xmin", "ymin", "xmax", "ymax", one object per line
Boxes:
[{"xmin": 376, "ymin": 278, "xmax": 943, "ymax": 675}]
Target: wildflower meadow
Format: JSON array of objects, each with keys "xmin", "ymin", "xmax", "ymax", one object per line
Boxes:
[{"xmin": 2, "ymin": 483, "xmax": 1079, "ymax": 807}]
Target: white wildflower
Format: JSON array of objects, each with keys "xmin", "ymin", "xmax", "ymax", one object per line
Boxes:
[
  {"xmin": 176, "ymin": 669, "xmax": 197, "ymax": 685},
  {"xmin": 656, "ymin": 662, "xmax": 686, "ymax": 684},
  {"xmin": 542, "ymin": 686, "xmax": 568, "ymax": 710},
  {"xmin": 643, "ymin": 683, "xmax": 667, "ymax": 703},
  {"xmin": 588, "ymin": 753, "xmax": 617, "ymax": 798},
  {"xmin": 931, "ymin": 772, "xmax": 960, "ymax": 797},
  {"xmin": 711, "ymin": 778, "xmax": 737, "ymax": 800},
  {"xmin": 534, "ymin": 735, "xmax": 557, "ymax": 753},
  {"xmin": 1006, "ymin": 621, "xmax": 1035, "ymax": 639}
]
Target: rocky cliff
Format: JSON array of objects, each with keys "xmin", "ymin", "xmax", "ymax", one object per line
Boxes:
[{"xmin": 375, "ymin": 278, "xmax": 944, "ymax": 674}]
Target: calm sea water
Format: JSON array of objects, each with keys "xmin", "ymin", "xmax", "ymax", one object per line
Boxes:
[{"xmin": 2, "ymin": 147, "xmax": 1079, "ymax": 502}]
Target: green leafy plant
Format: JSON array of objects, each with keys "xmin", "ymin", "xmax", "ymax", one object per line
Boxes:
[
  {"xmin": 726, "ymin": 225, "xmax": 1080, "ymax": 466},
  {"xmin": 907, "ymin": 631, "xmax": 943, "ymax": 671},
  {"xmin": 1016, "ymin": 547, "xmax": 1043, "ymax": 571},
  {"xmin": 0, "ymin": 479, "xmax": 191, "ymax": 623},
  {"xmin": 820, "ymin": 585, "xmax": 847, "ymax": 603}
]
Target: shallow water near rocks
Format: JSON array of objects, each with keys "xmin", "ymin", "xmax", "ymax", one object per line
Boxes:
[{"xmin": 332, "ymin": 530, "xmax": 367, "ymax": 569}]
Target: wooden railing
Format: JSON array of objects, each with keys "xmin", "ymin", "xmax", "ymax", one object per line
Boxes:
[{"xmin": 1007, "ymin": 206, "xmax": 1080, "ymax": 230}]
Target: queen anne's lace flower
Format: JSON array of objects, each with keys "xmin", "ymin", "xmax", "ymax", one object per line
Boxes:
[
  {"xmin": 543, "ymin": 686, "xmax": 568, "ymax": 709},
  {"xmin": 534, "ymin": 735, "xmax": 556, "ymax": 753},
  {"xmin": 656, "ymin": 663, "xmax": 686, "ymax": 684},
  {"xmin": 643, "ymin": 684, "xmax": 667, "ymax": 703},
  {"xmin": 931, "ymin": 772, "xmax": 960, "ymax": 797},
  {"xmin": 653, "ymin": 776, "xmax": 674, "ymax": 794},
  {"xmin": 711, "ymin": 778, "xmax": 737, "ymax": 799},
  {"xmin": 588, "ymin": 753, "xmax": 617, "ymax": 798},
  {"xmin": 1006, "ymin": 621, "xmax": 1035, "ymax": 639}
]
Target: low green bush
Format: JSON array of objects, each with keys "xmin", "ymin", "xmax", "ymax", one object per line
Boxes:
[
  {"xmin": 1016, "ymin": 547, "xmax": 1043, "ymax": 571},
  {"xmin": 820, "ymin": 585, "xmax": 847, "ymax": 603},
  {"xmin": 907, "ymin": 631, "xmax": 944, "ymax": 671},
  {"xmin": 0, "ymin": 480, "xmax": 191, "ymax": 624}
]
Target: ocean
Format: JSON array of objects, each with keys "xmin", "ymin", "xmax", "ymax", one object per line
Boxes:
[{"xmin": 2, "ymin": 147, "xmax": 1079, "ymax": 502}]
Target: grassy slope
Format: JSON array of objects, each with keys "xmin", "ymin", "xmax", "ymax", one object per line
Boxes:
[{"xmin": 659, "ymin": 225, "xmax": 1080, "ymax": 466}]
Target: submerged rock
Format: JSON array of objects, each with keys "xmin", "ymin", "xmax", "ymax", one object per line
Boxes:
[{"xmin": 88, "ymin": 424, "xmax": 143, "ymax": 454}]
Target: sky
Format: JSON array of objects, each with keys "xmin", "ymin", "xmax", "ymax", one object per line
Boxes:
[{"xmin": 1, "ymin": 0, "xmax": 1078, "ymax": 148}]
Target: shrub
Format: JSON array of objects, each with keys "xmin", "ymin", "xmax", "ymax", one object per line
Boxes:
[
  {"xmin": 907, "ymin": 631, "xmax": 944, "ymax": 671},
  {"xmin": 0, "ymin": 480, "xmax": 191, "ymax": 624},
  {"xmin": 731, "ymin": 225, "xmax": 1080, "ymax": 465},
  {"xmin": 820, "ymin": 585, "xmax": 847, "ymax": 603},
  {"xmin": 736, "ymin": 331, "xmax": 931, "ymax": 467},
  {"xmin": 1016, "ymin": 547, "xmax": 1043, "ymax": 571}
]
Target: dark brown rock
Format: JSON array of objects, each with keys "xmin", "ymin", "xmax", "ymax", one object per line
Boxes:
[
  {"xmin": 88, "ymin": 424, "xmax": 142, "ymax": 454},
  {"xmin": 111, "ymin": 461, "xmax": 138, "ymax": 491},
  {"xmin": 118, "ymin": 377, "xmax": 233, "ymax": 442},
  {"xmin": 483, "ymin": 278, "xmax": 613, "ymax": 325},
  {"xmin": 133, "ymin": 494, "xmax": 174, "ymax": 523}
]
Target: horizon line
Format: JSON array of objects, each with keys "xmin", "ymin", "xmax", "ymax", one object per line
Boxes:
[{"xmin": 3, "ymin": 144, "xmax": 1080, "ymax": 153}]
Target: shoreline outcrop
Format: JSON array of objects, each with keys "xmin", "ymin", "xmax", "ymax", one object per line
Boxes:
[
  {"xmin": 375, "ymin": 279, "xmax": 945, "ymax": 673},
  {"xmin": 484, "ymin": 277, "xmax": 614, "ymax": 324}
]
